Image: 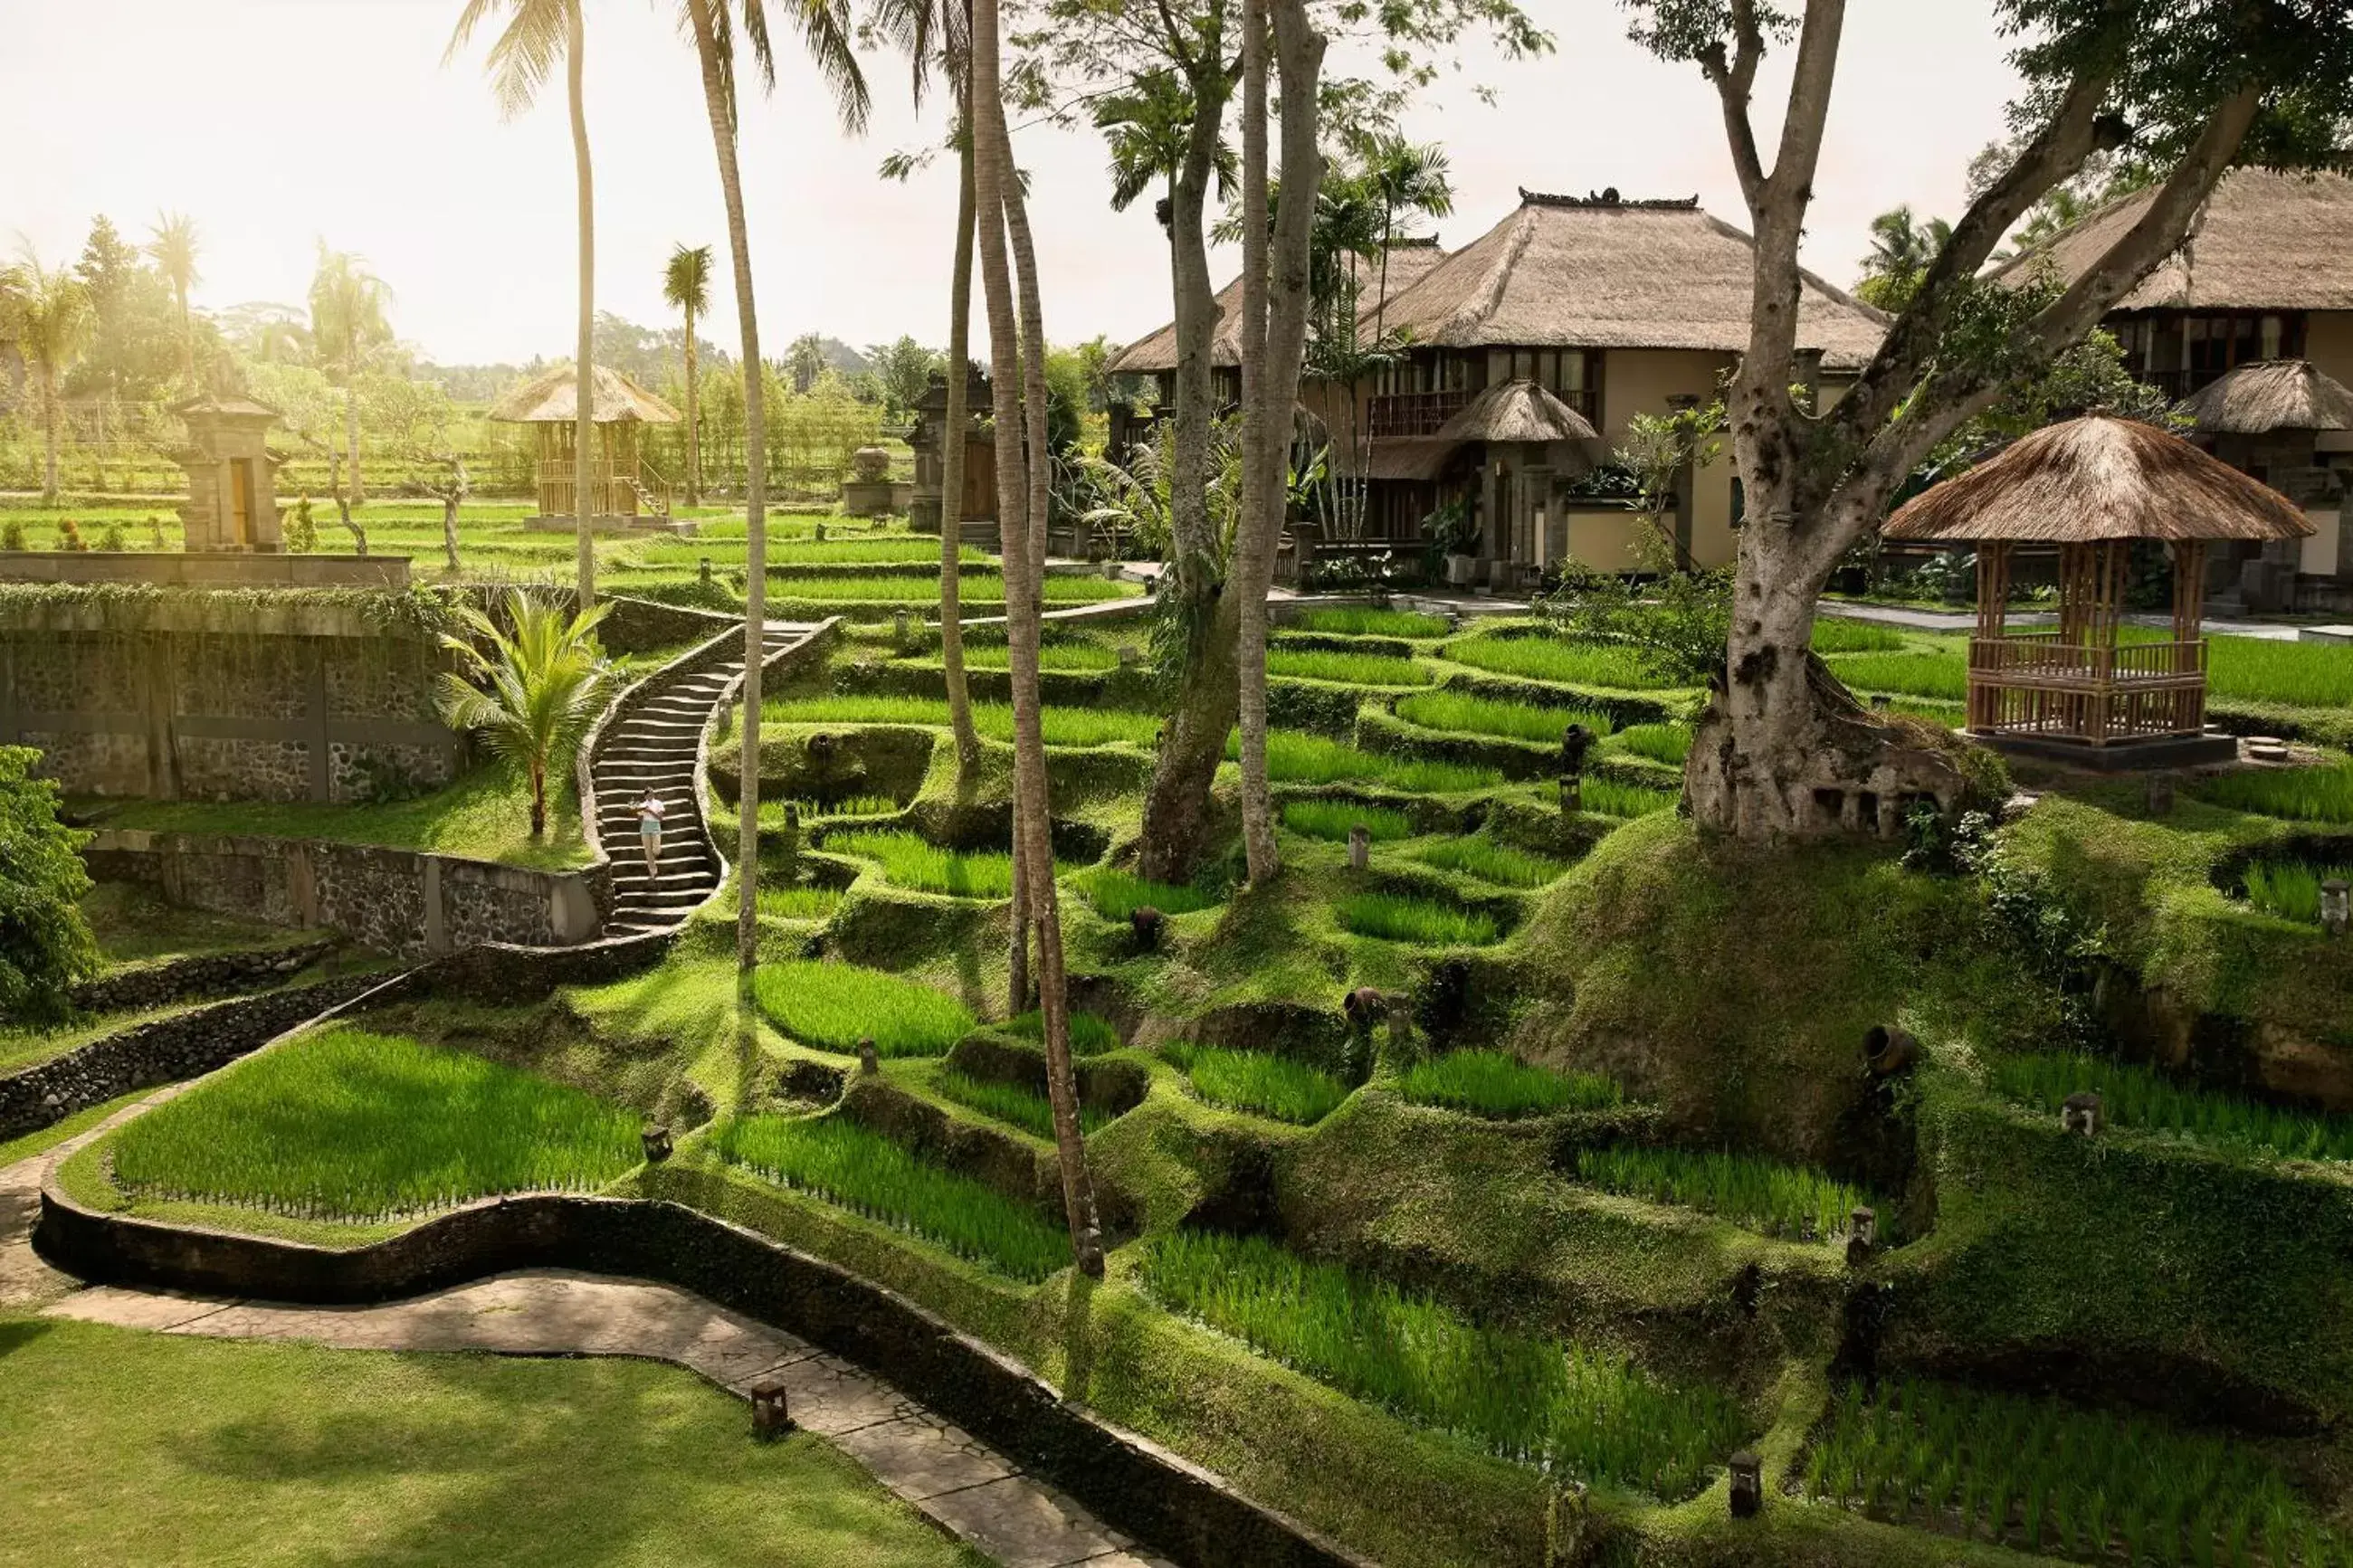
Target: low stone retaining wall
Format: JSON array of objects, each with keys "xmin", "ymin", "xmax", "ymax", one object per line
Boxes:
[
  {"xmin": 33, "ymin": 1188, "xmax": 1367, "ymax": 1568},
  {"xmin": 84, "ymin": 832, "xmax": 607, "ymax": 961},
  {"xmin": 0, "ymin": 972, "xmax": 391, "ymax": 1143},
  {"xmin": 0, "ymin": 552, "xmax": 411, "ymax": 588},
  {"xmin": 68, "ymin": 939, "xmax": 341, "ymax": 1014}
]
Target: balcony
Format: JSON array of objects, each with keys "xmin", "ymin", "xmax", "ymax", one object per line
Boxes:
[{"xmin": 1367, "ymin": 388, "xmax": 1471, "ymax": 439}]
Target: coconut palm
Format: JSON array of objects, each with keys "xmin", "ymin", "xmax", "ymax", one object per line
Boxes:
[
  {"xmin": 306, "ymin": 244, "xmax": 392, "ymax": 509},
  {"xmin": 1358, "ymin": 134, "xmax": 1451, "ymax": 347},
  {"xmin": 1095, "ymin": 70, "xmax": 1234, "ymax": 220},
  {"xmin": 676, "ymin": 0, "xmax": 867, "ymax": 975},
  {"xmin": 436, "ymin": 589, "xmax": 613, "ymax": 840},
  {"xmin": 147, "ymin": 212, "xmax": 203, "ymax": 384},
  {"xmin": 786, "ymin": 330, "xmax": 830, "ymax": 394},
  {"xmin": 1856, "ymin": 205, "xmax": 1953, "ymax": 313},
  {"xmin": 662, "ymin": 243, "xmax": 712, "ymax": 507},
  {"xmin": 446, "ymin": 0, "xmax": 598, "ymax": 610},
  {"xmin": 0, "ymin": 251, "xmax": 95, "ymax": 502}
]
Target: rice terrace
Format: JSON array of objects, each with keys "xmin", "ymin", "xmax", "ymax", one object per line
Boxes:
[{"xmin": 10, "ymin": 2, "xmax": 2353, "ymax": 1565}]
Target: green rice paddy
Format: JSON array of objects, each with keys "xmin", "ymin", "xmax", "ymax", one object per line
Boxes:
[
  {"xmin": 1290, "ymin": 607, "xmax": 1451, "ymax": 638},
  {"xmin": 756, "ymin": 884, "xmax": 846, "ymax": 921},
  {"xmin": 1334, "ymin": 891, "xmax": 1500, "ymax": 946},
  {"xmin": 1810, "ymin": 618, "xmax": 1911, "ymax": 653},
  {"xmin": 1611, "ymin": 722, "xmax": 1693, "ymax": 766},
  {"xmin": 931, "ymin": 1069, "xmax": 1113, "ymax": 1139},
  {"xmin": 1004, "ymin": 1008, "xmax": 1124, "ymax": 1054},
  {"xmin": 1441, "ymin": 635, "xmax": 1674, "ymax": 690},
  {"xmin": 1245, "ymin": 730, "xmax": 1504, "ymax": 794},
  {"xmin": 1990, "ymin": 1050, "xmax": 2353, "ymax": 1160},
  {"xmin": 1266, "ymin": 649, "xmax": 1434, "ymax": 687},
  {"xmin": 1571, "ymin": 1145, "xmax": 1884, "ymax": 1240},
  {"xmin": 750, "ymin": 960, "xmax": 976, "ymax": 1057},
  {"xmin": 1171, "ymin": 1045, "xmax": 1353, "ymax": 1125},
  {"xmin": 1281, "ymin": 801, "xmax": 1416, "ymax": 842},
  {"xmin": 1394, "ymin": 690, "xmax": 1615, "ymax": 745},
  {"xmin": 1073, "ymin": 869, "xmax": 1224, "ymax": 921},
  {"xmin": 1398, "ymin": 1050, "xmax": 1621, "ymax": 1118},
  {"xmin": 1581, "ymin": 777, "xmax": 1681, "ymax": 818},
  {"xmin": 765, "ymin": 696, "xmax": 1162, "ymax": 748},
  {"xmin": 957, "ymin": 642, "xmax": 1124, "ymax": 672},
  {"xmin": 1411, "ymin": 837, "xmax": 1567, "ymax": 888},
  {"xmin": 825, "ymin": 830, "xmax": 1015, "ymax": 898},
  {"xmin": 2196, "ymin": 764, "xmax": 2353, "ymax": 824}
]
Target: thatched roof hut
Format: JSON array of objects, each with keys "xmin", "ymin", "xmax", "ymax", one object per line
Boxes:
[
  {"xmin": 2177, "ymin": 358, "xmax": 2353, "ymax": 435},
  {"xmin": 1108, "ymin": 240, "xmax": 1449, "ymax": 375},
  {"xmin": 1371, "ymin": 189, "xmax": 1887, "ymax": 370},
  {"xmin": 490, "ymin": 364, "xmax": 681, "ymax": 424},
  {"xmin": 1997, "ymin": 168, "xmax": 2353, "ymax": 311},
  {"xmin": 1882, "ymin": 415, "xmax": 2314, "ymax": 544},
  {"xmin": 1434, "ymin": 378, "xmax": 1598, "ymax": 442}
]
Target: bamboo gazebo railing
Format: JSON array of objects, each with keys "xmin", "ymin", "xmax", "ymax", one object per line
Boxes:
[{"xmin": 1966, "ymin": 538, "xmax": 2210, "ymax": 745}]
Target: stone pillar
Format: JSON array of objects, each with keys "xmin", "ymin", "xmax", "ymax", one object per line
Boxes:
[{"xmin": 424, "ymin": 856, "xmax": 449, "ymax": 955}]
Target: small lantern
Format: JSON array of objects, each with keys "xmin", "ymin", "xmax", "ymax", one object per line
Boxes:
[
  {"xmin": 1385, "ymin": 993, "xmax": 1414, "ymax": 1060},
  {"xmin": 1800, "ymin": 1214, "xmax": 1818, "ymax": 1244},
  {"xmin": 857, "ymin": 1037, "xmax": 880, "ymax": 1076},
  {"xmin": 2062, "ymin": 1090, "xmax": 2102, "ymax": 1136},
  {"xmin": 1850, "ymin": 1206, "xmax": 1877, "ymax": 1246},
  {"xmin": 1559, "ymin": 774, "xmax": 1582, "ymax": 815},
  {"xmin": 2322, "ymin": 879, "xmax": 2350, "ymax": 938},
  {"xmin": 2146, "ymin": 771, "xmax": 2176, "ymax": 816},
  {"xmin": 641, "ymin": 1124, "xmax": 672, "ymax": 1164},
  {"xmin": 1129, "ymin": 905, "xmax": 1164, "ymax": 952},
  {"xmin": 1348, "ymin": 824, "xmax": 1371, "ymax": 870},
  {"xmin": 1117, "ymin": 643, "xmax": 1140, "ymax": 669},
  {"xmin": 893, "ymin": 608, "xmax": 910, "ymax": 643},
  {"xmin": 1729, "ymin": 1450, "xmax": 1763, "ymax": 1518},
  {"xmin": 1560, "ymin": 724, "xmax": 1594, "ymax": 777},
  {"xmin": 699, "ymin": 557, "xmax": 714, "ymax": 590},
  {"xmin": 814, "ymin": 520, "xmax": 828, "ymax": 543},
  {"xmin": 1342, "ymin": 985, "xmax": 1385, "ymax": 1036},
  {"xmin": 1868, "ymin": 693, "xmax": 1892, "ymax": 713},
  {"xmin": 750, "ymin": 1378, "xmax": 793, "ymax": 1440},
  {"xmin": 1862, "ymin": 1025, "xmax": 1916, "ymax": 1079}
]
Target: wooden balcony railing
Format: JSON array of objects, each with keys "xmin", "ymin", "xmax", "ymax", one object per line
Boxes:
[
  {"xmin": 1965, "ymin": 634, "xmax": 2208, "ymax": 742},
  {"xmin": 1367, "ymin": 388, "xmax": 1472, "ymax": 439}
]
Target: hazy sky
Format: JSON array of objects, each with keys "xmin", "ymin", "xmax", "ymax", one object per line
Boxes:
[{"xmin": 2, "ymin": 1, "xmax": 2026, "ymax": 366}]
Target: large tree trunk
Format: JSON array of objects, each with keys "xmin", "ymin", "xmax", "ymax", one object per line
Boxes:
[
  {"xmin": 683, "ymin": 304, "xmax": 700, "ymax": 508},
  {"xmin": 685, "ymin": 0, "xmax": 767, "ymax": 975},
  {"xmin": 939, "ymin": 129, "xmax": 984, "ymax": 789},
  {"xmin": 972, "ymin": 0, "xmax": 1104, "ymax": 1278},
  {"xmin": 567, "ymin": 1, "xmax": 595, "ymax": 610}
]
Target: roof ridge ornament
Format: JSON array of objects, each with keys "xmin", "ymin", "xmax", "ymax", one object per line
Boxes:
[{"xmin": 1517, "ymin": 187, "xmax": 1702, "ymax": 211}]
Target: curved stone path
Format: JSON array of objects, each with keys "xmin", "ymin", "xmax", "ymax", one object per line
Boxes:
[{"xmin": 1, "ymin": 1103, "xmax": 1169, "ymax": 1568}]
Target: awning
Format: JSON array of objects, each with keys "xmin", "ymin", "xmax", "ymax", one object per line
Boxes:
[{"xmin": 1366, "ymin": 438, "xmax": 1462, "ymax": 483}]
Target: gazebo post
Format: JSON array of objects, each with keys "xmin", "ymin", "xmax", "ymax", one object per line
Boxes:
[
  {"xmin": 1972, "ymin": 541, "xmax": 2011, "ymax": 733},
  {"xmin": 2172, "ymin": 540, "xmax": 2207, "ymax": 735}
]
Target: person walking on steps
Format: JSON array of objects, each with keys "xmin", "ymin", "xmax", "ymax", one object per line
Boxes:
[{"xmin": 636, "ymin": 791, "xmax": 667, "ymax": 879}]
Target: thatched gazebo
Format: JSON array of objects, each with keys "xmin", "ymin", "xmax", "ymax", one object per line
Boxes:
[
  {"xmin": 2179, "ymin": 359, "xmax": 2353, "ymax": 438},
  {"xmin": 490, "ymin": 365, "xmax": 681, "ymax": 527},
  {"xmin": 1881, "ymin": 415, "xmax": 2312, "ymax": 769}
]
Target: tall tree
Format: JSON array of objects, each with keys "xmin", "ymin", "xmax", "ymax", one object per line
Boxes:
[
  {"xmin": 786, "ymin": 330, "xmax": 830, "ymax": 394},
  {"xmin": 663, "ymin": 242, "xmax": 713, "ymax": 507},
  {"xmin": 305, "ymin": 244, "xmax": 392, "ymax": 513},
  {"xmin": 446, "ymin": 0, "xmax": 599, "ymax": 610},
  {"xmin": 680, "ymin": 0, "xmax": 869, "ymax": 977},
  {"xmin": 0, "ymin": 250, "xmax": 95, "ymax": 502},
  {"xmin": 1624, "ymin": 0, "xmax": 2353, "ymax": 839},
  {"xmin": 147, "ymin": 212, "xmax": 202, "ymax": 384},
  {"xmin": 1853, "ymin": 204, "xmax": 1952, "ymax": 312},
  {"xmin": 972, "ymin": 0, "xmax": 1105, "ymax": 1277}
]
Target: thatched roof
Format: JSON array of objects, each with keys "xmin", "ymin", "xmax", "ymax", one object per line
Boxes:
[
  {"xmin": 1999, "ymin": 167, "xmax": 2353, "ymax": 312},
  {"xmin": 489, "ymin": 364, "xmax": 681, "ymax": 423},
  {"xmin": 1372, "ymin": 190, "xmax": 1889, "ymax": 370},
  {"xmin": 1108, "ymin": 240, "xmax": 1449, "ymax": 375},
  {"xmin": 174, "ymin": 394, "xmax": 280, "ymax": 420},
  {"xmin": 2178, "ymin": 358, "xmax": 2353, "ymax": 434},
  {"xmin": 1366, "ymin": 438, "xmax": 1462, "ymax": 482},
  {"xmin": 1434, "ymin": 378, "xmax": 1598, "ymax": 443},
  {"xmin": 1882, "ymin": 415, "xmax": 2314, "ymax": 544}
]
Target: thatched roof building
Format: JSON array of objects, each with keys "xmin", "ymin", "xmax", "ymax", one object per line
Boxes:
[
  {"xmin": 1434, "ymin": 379, "xmax": 1598, "ymax": 443},
  {"xmin": 2179, "ymin": 358, "xmax": 2353, "ymax": 435},
  {"xmin": 490, "ymin": 364, "xmax": 681, "ymax": 424},
  {"xmin": 1372, "ymin": 189, "xmax": 1887, "ymax": 370},
  {"xmin": 1108, "ymin": 239, "xmax": 1448, "ymax": 375},
  {"xmin": 1883, "ymin": 416, "xmax": 2314, "ymax": 544},
  {"xmin": 2000, "ymin": 168, "xmax": 2353, "ymax": 312}
]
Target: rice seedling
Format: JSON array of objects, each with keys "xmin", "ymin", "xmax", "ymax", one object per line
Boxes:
[
  {"xmin": 1398, "ymin": 1050, "xmax": 1621, "ymax": 1118},
  {"xmin": 766, "ymin": 696, "xmax": 1162, "ymax": 748},
  {"xmin": 1821, "ymin": 651, "xmax": 1970, "ymax": 702},
  {"xmin": 635, "ymin": 537, "xmax": 985, "ymax": 566},
  {"xmin": 1138, "ymin": 1230, "xmax": 1748, "ymax": 1498},
  {"xmin": 714, "ymin": 1114, "xmax": 1070, "ymax": 1280},
  {"xmin": 1003, "ymin": 1008, "xmax": 1124, "ymax": 1054},
  {"xmin": 1173, "ymin": 1045, "xmax": 1353, "ymax": 1124},
  {"xmin": 1267, "ymin": 649, "xmax": 1435, "ymax": 687},
  {"xmin": 826, "ymin": 830, "xmax": 1017, "ymax": 898},
  {"xmin": 756, "ymin": 884, "xmax": 844, "ymax": 921},
  {"xmin": 2201, "ymin": 634, "xmax": 2353, "ymax": 708},
  {"xmin": 1395, "ymin": 690, "xmax": 1616, "ymax": 746},
  {"xmin": 1073, "ymin": 868, "xmax": 1224, "ymax": 921},
  {"xmin": 957, "ymin": 642, "xmax": 1123, "ymax": 672},
  {"xmin": 1412, "ymin": 837, "xmax": 1567, "ymax": 888},
  {"xmin": 107, "ymin": 1028, "xmax": 642, "ymax": 1221},
  {"xmin": 1612, "ymin": 722, "xmax": 1692, "ymax": 766},
  {"xmin": 1243, "ymin": 730, "xmax": 1504, "ymax": 794},
  {"xmin": 757, "ymin": 571, "xmax": 1135, "ymax": 606},
  {"xmin": 1580, "ymin": 778, "xmax": 1681, "ymax": 818},
  {"xmin": 750, "ymin": 959, "xmax": 976, "ymax": 1057},
  {"xmin": 1571, "ymin": 1145, "xmax": 1885, "ymax": 1241},
  {"xmin": 1334, "ymin": 891, "xmax": 1500, "ymax": 946},
  {"xmin": 1442, "ymin": 635, "xmax": 1676, "ymax": 690},
  {"xmin": 1796, "ymin": 1373, "xmax": 2334, "ymax": 1562},
  {"xmin": 1281, "ymin": 800, "xmax": 1417, "ymax": 841},
  {"xmin": 1291, "ymin": 607, "xmax": 1452, "ymax": 638},
  {"xmin": 1811, "ymin": 619, "xmax": 1910, "ymax": 653},
  {"xmin": 2196, "ymin": 764, "xmax": 2353, "ymax": 825},
  {"xmin": 2243, "ymin": 858, "xmax": 2353, "ymax": 923},
  {"xmin": 931, "ymin": 1069, "xmax": 1114, "ymax": 1139},
  {"xmin": 1989, "ymin": 1050, "xmax": 2353, "ymax": 1161}
]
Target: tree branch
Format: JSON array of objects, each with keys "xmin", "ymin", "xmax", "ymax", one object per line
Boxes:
[{"xmin": 1697, "ymin": 1, "xmax": 1766, "ymax": 212}]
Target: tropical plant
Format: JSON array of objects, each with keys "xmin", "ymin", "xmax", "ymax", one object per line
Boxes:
[
  {"xmin": 662, "ymin": 242, "xmax": 712, "ymax": 507},
  {"xmin": 0, "ymin": 249, "xmax": 96, "ymax": 501},
  {"xmin": 0, "ymin": 746, "xmax": 99, "ymax": 1024},
  {"xmin": 145, "ymin": 212, "xmax": 202, "ymax": 383},
  {"xmin": 434, "ymin": 589, "xmax": 613, "ymax": 840},
  {"xmin": 305, "ymin": 243, "xmax": 393, "ymax": 507},
  {"xmin": 1853, "ymin": 204, "xmax": 1952, "ymax": 313}
]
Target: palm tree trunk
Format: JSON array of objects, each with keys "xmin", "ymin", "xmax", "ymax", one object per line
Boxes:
[
  {"xmin": 530, "ymin": 757, "xmax": 548, "ymax": 838},
  {"xmin": 685, "ymin": 0, "xmax": 767, "ymax": 977},
  {"xmin": 39, "ymin": 363, "xmax": 59, "ymax": 503},
  {"xmin": 939, "ymin": 128, "xmax": 983, "ymax": 787},
  {"xmin": 567, "ymin": 0, "xmax": 596, "ymax": 610}
]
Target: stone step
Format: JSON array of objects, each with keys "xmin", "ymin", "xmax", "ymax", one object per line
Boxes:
[
  {"xmin": 598, "ymin": 755, "xmax": 698, "ymax": 774},
  {"xmin": 612, "ymin": 873, "xmax": 715, "ymax": 897}
]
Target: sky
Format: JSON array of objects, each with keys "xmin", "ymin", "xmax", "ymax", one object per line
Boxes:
[{"xmin": 1, "ymin": 0, "xmax": 2028, "ymax": 368}]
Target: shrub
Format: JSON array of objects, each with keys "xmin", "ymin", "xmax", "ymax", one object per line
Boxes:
[
  {"xmin": 932, "ymin": 1069, "xmax": 1113, "ymax": 1139},
  {"xmin": 1267, "ymin": 649, "xmax": 1434, "ymax": 687},
  {"xmin": 776, "ymin": 794, "xmax": 899, "ymax": 820},
  {"xmin": 1075, "ymin": 869, "xmax": 1222, "ymax": 921},
  {"xmin": 1582, "ymin": 778, "xmax": 1680, "ymax": 818},
  {"xmin": 1281, "ymin": 800, "xmax": 1415, "ymax": 841},
  {"xmin": 750, "ymin": 960, "xmax": 975, "ymax": 1057},
  {"xmin": 1396, "ymin": 690, "xmax": 1615, "ymax": 746},
  {"xmin": 1989, "ymin": 1050, "xmax": 2353, "ymax": 1160},
  {"xmin": 1292, "ymin": 607, "xmax": 1450, "ymax": 638},
  {"xmin": 0, "ymin": 519, "xmax": 24, "ymax": 551},
  {"xmin": 1443, "ymin": 634, "xmax": 1673, "ymax": 689},
  {"xmin": 1399, "ymin": 1050, "xmax": 1620, "ymax": 1117},
  {"xmin": 56, "ymin": 518, "xmax": 87, "ymax": 552},
  {"xmin": 1612, "ymin": 722, "xmax": 1692, "ymax": 766},
  {"xmin": 826, "ymin": 830, "xmax": 1014, "ymax": 898},
  {"xmin": 715, "ymin": 1114, "xmax": 1070, "ymax": 1280},
  {"xmin": 1335, "ymin": 891, "xmax": 1500, "ymax": 946},
  {"xmin": 1174, "ymin": 1045, "xmax": 1353, "ymax": 1124},
  {"xmin": 98, "ymin": 522, "xmax": 127, "ymax": 552},
  {"xmin": 108, "ymin": 1028, "xmax": 642, "ymax": 1221},
  {"xmin": 0, "ymin": 746, "xmax": 97, "ymax": 1023},
  {"xmin": 1571, "ymin": 1145, "xmax": 1884, "ymax": 1240},
  {"xmin": 1138, "ymin": 1230, "xmax": 1748, "ymax": 1499},
  {"xmin": 2196, "ymin": 764, "xmax": 2353, "ymax": 824},
  {"xmin": 1413, "ymin": 837, "xmax": 1567, "ymax": 888},
  {"xmin": 1004, "ymin": 1008, "xmax": 1122, "ymax": 1054}
]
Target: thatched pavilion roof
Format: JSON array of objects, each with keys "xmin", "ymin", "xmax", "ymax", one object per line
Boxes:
[
  {"xmin": 1882, "ymin": 415, "xmax": 2314, "ymax": 544},
  {"xmin": 1997, "ymin": 168, "xmax": 2353, "ymax": 312},
  {"xmin": 1371, "ymin": 190, "xmax": 1888, "ymax": 371},
  {"xmin": 2178, "ymin": 358, "xmax": 2353, "ymax": 434},
  {"xmin": 1434, "ymin": 378, "xmax": 1598, "ymax": 442},
  {"xmin": 174, "ymin": 394, "xmax": 280, "ymax": 420},
  {"xmin": 1108, "ymin": 240, "xmax": 1448, "ymax": 375},
  {"xmin": 489, "ymin": 364, "xmax": 681, "ymax": 424}
]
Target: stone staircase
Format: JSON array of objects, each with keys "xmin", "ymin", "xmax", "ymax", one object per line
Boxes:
[{"xmin": 592, "ymin": 622, "xmax": 810, "ymax": 936}]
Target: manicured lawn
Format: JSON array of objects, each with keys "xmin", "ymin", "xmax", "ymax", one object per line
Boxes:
[
  {"xmin": 78, "ymin": 881, "xmax": 316, "ymax": 968},
  {"xmin": 0, "ymin": 1317, "xmax": 989, "ymax": 1568},
  {"xmin": 751, "ymin": 960, "xmax": 976, "ymax": 1058}
]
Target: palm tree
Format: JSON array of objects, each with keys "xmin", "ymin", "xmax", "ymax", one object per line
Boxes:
[
  {"xmin": 662, "ymin": 243, "xmax": 712, "ymax": 507},
  {"xmin": 437, "ymin": 589, "xmax": 613, "ymax": 840},
  {"xmin": 1094, "ymin": 70, "xmax": 1234, "ymax": 220},
  {"xmin": 306, "ymin": 244, "xmax": 392, "ymax": 509},
  {"xmin": 677, "ymin": 0, "xmax": 867, "ymax": 976},
  {"xmin": 0, "ymin": 251, "xmax": 95, "ymax": 502},
  {"xmin": 1856, "ymin": 205, "xmax": 1953, "ymax": 313},
  {"xmin": 446, "ymin": 0, "xmax": 598, "ymax": 611},
  {"xmin": 1358, "ymin": 134, "xmax": 1451, "ymax": 348},
  {"xmin": 786, "ymin": 330, "xmax": 830, "ymax": 394},
  {"xmin": 147, "ymin": 212, "xmax": 202, "ymax": 384}
]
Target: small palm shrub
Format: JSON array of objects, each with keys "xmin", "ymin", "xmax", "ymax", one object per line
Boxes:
[{"xmin": 436, "ymin": 588, "xmax": 612, "ymax": 840}]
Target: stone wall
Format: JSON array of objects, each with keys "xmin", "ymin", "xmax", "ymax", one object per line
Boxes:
[
  {"xmin": 84, "ymin": 830, "xmax": 608, "ymax": 961},
  {"xmin": 0, "ymin": 553, "xmax": 411, "ymax": 588},
  {"xmin": 69, "ymin": 938, "xmax": 340, "ymax": 1014}
]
